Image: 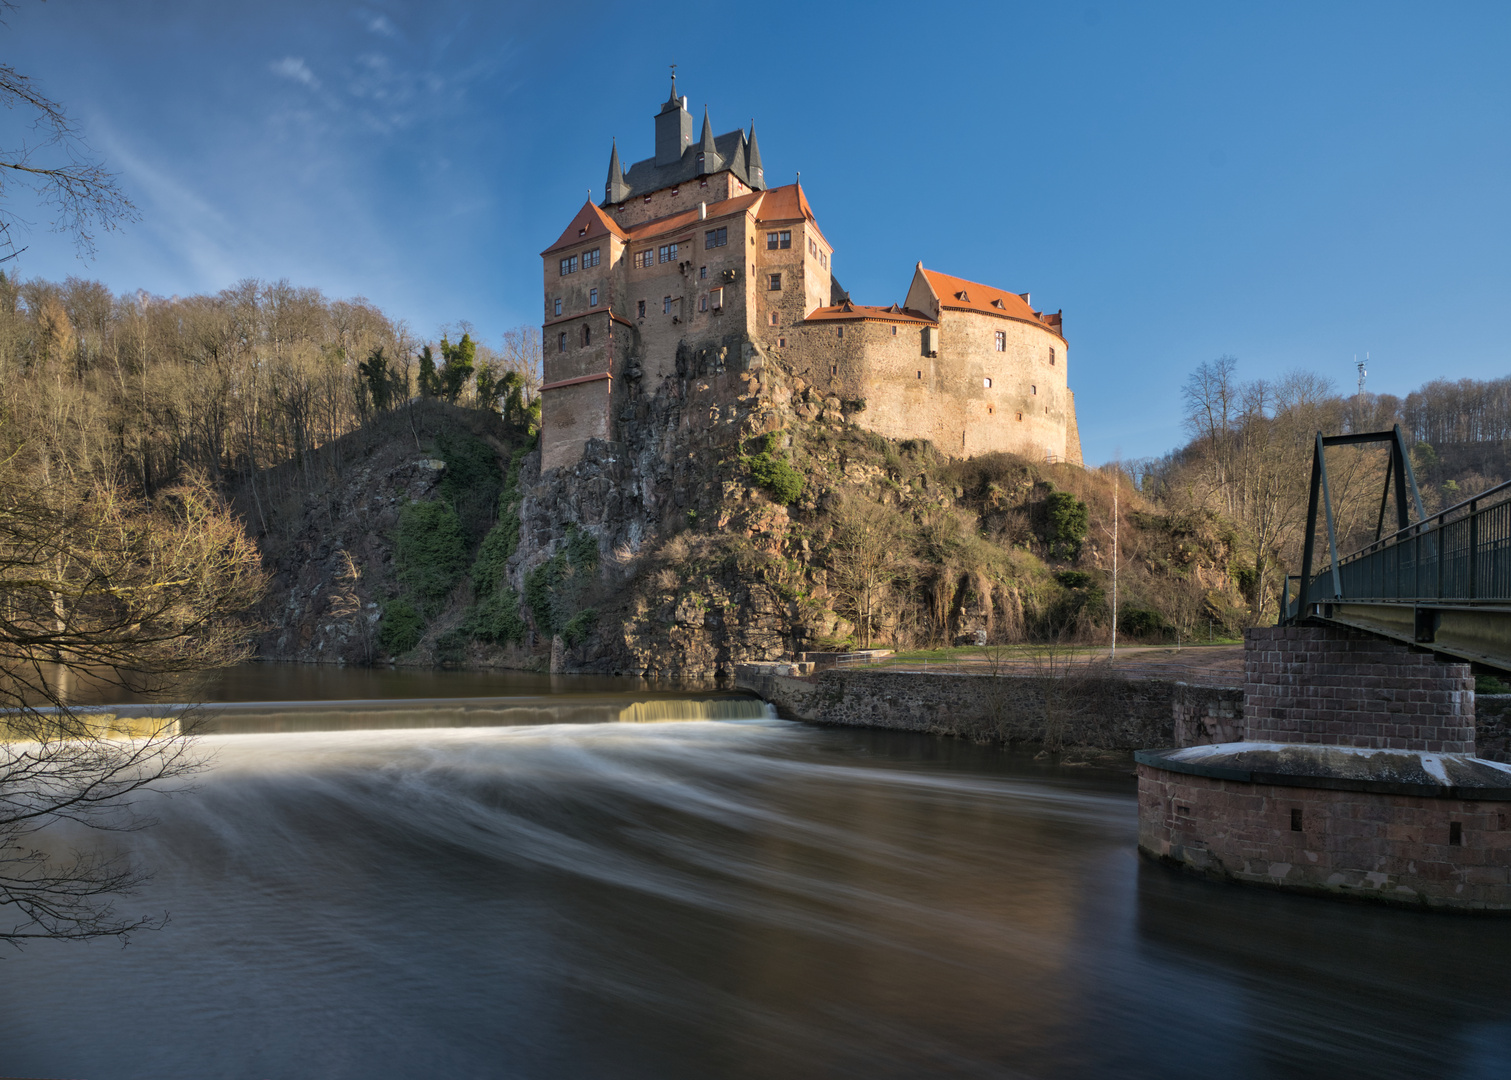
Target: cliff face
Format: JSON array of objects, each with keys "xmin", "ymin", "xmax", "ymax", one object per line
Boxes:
[
  {"xmin": 245, "ymin": 342, "xmax": 1247, "ymax": 677},
  {"xmin": 509, "ymin": 338, "xmax": 830, "ymax": 675}
]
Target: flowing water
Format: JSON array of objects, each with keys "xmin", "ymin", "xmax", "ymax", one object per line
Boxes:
[{"xmin": 4, "ymin": 666, "xmax": 1511, "ymax": 1079}]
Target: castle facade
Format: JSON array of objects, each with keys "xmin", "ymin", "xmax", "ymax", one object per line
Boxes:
[{"xmin": 539, "ymin": 82, "xmax": 1082, "ymax": 471}]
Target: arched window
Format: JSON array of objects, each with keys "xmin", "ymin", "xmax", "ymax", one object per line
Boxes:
[
  {"xmin": 557, "ymin": 332, "xmax": 566, "ymax": 352},
  {"xmin": 582, "ymin": 324, "xmax": 592, "ymax": 347}
]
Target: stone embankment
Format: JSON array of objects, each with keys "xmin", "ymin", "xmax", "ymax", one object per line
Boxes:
[{"xmin": 734, "ymin": 663, "xmax": 1243, "ymax": 751}]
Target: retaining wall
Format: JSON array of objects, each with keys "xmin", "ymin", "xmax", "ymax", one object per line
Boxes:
[{"xmin": 734, "ymin": 666, "xmax": 1241, "ymax": 750}]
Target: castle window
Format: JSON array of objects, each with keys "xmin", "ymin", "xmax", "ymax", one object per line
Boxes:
[
  {"xmin": 658, "ymin": 243, "xmax": 678, "ymax": 264},
  {"xmin": 984, "ymin": 378, "xmax": 992, "ymax": 388},
  {"xmin": 769, "ymin": 312, "xmax": 779, "ymax": 326},
  {"xmin": 1031, "ymin": 385, "xmax": 1037, "ymax": 395},
  {"xmin": 831, "ymin": 364, "xmax": 838, "ymax": 375},
  {"xmin": 768, "ymin": 273, "xmax": 781, "ymax": 291},
  {"xmin": 589, "ymin": 287, "xmax": 598, "ymax": 307},
  {"xmin": 995, "ymin": 331, "xmax": 1006, "ymax": 351},
  {"xmin": 766, "ymin": 230, "xmax": 791, "ymax": 250},
  {"xmin": 710, "ymin": 287, "xmax": 723, "ymax": 308},
  {"xmin": 988, "ymin": 406, "xmax": 994, "ymax": 415},
  {"xmin": 637, "ymin": 300, "xmax": 646, "ymax": 318},
  {"xmin": 917, "ymin": 371, "xmax": 923, "ymax": 379},
  {"xmin": 557, "ymin": 332, "xmax": 566, "ymax": 352},
  {"xmin": 779, "ymin": 337, "xmax": 786, "ymax": 348},
  {"xmin": 583, "ymin": 248, "xmax": 600, "ymax": 268},
  {"xmin": 1050, "ymin": 347, "xmax": 1057, "ymax": 365},
  {"xmin": 643, "ymin": 193, "xmax": 651, "ymax": 203},
  {"xmin": 700, "ymin": 295, "xmax": 708, "ymax": 312},
  {"xmin": 663, "ymin": 296, "xmax": 672, "ymax": 314},
  {"xmin": 1016, "ymin": 412, "xmax": 1023, "ymax": 421},
  {"xmin": 671, "ymin": 186, "xmax": 679, "ymax": 196},
  {"xmin": 699, "ymin": 266, "xmax": 708, "ymax": 279},
  {"xmin": 809, "ymin": 238, "xmax": 816, "ymax": 255},
  {"xmin": 820, "ymin": 252, "xmax": 828, "ymax": 268},
  {"xmin": 582, "ymin": 325, "xmax": 591, "ymax": 346},
  {"xmin": 836, "ymin": 326, "xmax": 843, "ymax": 340},
  {"xmin": 705, "ymin": 227, "xmax": 727, "ymax": 249},
  {"xmin": 553, "ymin": 298, "xmax": 562, "ymax": 317},
  {"xmin": 699, "ymin": 177, "xmax": 708, "ymax": 188},
  {"xmin": 634, "ymin": 250, "xmax": 653, "ymax": 269},
  {"xmin": 559, "ymin": 255, "xmax": 578, "ymax": 276}
]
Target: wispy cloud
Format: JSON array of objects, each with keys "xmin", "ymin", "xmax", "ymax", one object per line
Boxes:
[
  {"xmin": 366, "ymin": 14, "xmax": 397, "ymax": 38},
  {"xmin": 270, "ymin": 57, "xmax": 320, "ymax": 90}
]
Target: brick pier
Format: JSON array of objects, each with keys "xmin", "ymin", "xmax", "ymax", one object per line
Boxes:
[{"xmin": 1137, "ymin": 624, "xmax": 1511, "ymax": 911}]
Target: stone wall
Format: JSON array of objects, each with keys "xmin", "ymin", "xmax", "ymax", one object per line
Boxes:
[
  {"xmin": 733, "ymin": 666, "xmax": 1252, "ymax": 750},
  {"xmin": 1479, "ymin": 695, "xmax": 1511, "ymax": 762},
  {"xmin": 1172, "ymin": 684, "xmax": 1244, "ymax": 746},
  {"xmin": 1138, "ymin": 764, "xmax": 1511, "ymax": 911},
  {"xmin": 1244, "ymin": 625, "xmax": 1476, "ymax": 753}
]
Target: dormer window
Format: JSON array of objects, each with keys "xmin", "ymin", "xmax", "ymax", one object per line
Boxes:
[
  {"xmin": 955, "ymin": 290, "xmax": 969, "ymax": 302},
  {"xmin": 992, "ymin": 298, "xmax": 1005, "ymax": 309},
  {"xmin": 578, "ymin": 224, "xmax": 588, "ymax": 237},
  {"xmin": 643, "ymin": 193, "xmax": 651, "ymax": 204},
  {"xmin": 671, "ymin": 186, "xmax": 679, "ymax": 196},
  {"xmin": 700, "ymin": 177, "xmax": 708, "ymax": 188}
]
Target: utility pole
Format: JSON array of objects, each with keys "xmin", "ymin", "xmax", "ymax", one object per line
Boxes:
[{"xmin": 1110, "ymin": 470, "xmax": 1119, "ymax": 660}]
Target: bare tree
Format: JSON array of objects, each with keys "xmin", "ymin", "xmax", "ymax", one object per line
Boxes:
[
  {"xmin": 0, "ymin": 475, "xmax": 265, "ymax": 943},
  {"xmin": 0, "ymin": 27, "xmax": 137, "ymax": 259},
  {"xmin": 826, "ymin": 495, "xmax": 904, "ymax": 649}
]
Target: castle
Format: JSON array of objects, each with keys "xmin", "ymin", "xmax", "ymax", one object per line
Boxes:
[{"xmin": 539, "ymin": 81, "xmax": 1082, "ymax": 471}]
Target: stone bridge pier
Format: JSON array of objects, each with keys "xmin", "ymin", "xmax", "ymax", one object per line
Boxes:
[{"xmin": 1136, "ymin": 624, "xmax": 1511, "ymax": 911}]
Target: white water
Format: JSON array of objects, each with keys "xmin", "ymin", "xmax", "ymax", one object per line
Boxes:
[{"xmin": 4, "ymin": 714, "xmax": 1510, "ymax": 1079}]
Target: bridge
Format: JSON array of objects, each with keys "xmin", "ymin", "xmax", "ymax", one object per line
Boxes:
[{"xmin": 1282, "ymin": 425, "xmax": 1511, "ymax": 673}]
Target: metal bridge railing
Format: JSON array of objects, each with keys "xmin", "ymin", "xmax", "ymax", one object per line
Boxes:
[{"xmin": 1286, "ymin": 476, "xmax": 1511, "ymax": 618}]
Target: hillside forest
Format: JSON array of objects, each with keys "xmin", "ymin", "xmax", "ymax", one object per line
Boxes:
[{"xmin": 2, "ymin": 273, "xmax": 1508, "ymax": 670}]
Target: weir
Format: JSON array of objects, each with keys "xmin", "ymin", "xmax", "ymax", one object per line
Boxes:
[{"xmin": 2, "ymin": 694, "xmax": 773, "ymax": 739}]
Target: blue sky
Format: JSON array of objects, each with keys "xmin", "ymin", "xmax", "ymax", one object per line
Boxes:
[{"xmin": 5, "ymin": 1, "xmax": 1508, "ymax": 464}]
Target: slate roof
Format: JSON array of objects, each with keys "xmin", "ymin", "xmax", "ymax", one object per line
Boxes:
[{"xmin": 604, "ymin": 128, "xmax": 762, "ymax": 206}]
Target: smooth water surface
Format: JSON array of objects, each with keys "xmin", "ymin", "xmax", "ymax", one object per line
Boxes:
[{"xmin": 5, "ymin": 700, "xmax": 1511, "ymax": 1078}]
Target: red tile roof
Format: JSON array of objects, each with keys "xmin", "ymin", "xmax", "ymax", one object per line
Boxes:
[
  {"xmin": 918, "ymin": 267, "xmax": 1049, "ymax": 325},
  {"xmin": 541, "ymin": 201, "xmax": 627, "ymax": 256},
  {"xmin": 804, "ymin": 301, "xmax": 933, "ymax": 325}
]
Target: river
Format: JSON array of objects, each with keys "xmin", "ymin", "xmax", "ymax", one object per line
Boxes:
[{"xmin": 4, "ymin": 666, "xmax": 1510, "ymax": 1078}]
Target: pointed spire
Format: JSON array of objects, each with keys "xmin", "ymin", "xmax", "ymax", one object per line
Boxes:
[
  {"xmin": 668, "ymin": 65, "xmax": 679, "ymax": 105},
  {"xmin": 605, "ymin": 138, "xmax": 628, "ymax": 204},
  {"xmin": 746, "ymin": 121, "xmax": 764, "ymax": 189},
  {"xmin": 696, "ymin": 106, "xmax": 721, "ymax": 173}
]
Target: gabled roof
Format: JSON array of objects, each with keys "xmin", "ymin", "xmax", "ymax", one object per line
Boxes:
[
  {"xmin": 910, "ymin": 265, "xmax": 1064, "ymax": 337},
  {"xmin": 919, "ymin": 267, "xmax": 1040, "ymax": 322},
  {"xmin": 752, "ymin": 183, "xmax": 829, "ymax": 248},
  {"xmin": 804, "ymin": 301, "xmax": 933, "ymax": 325},
  {"xmin": 541, "ymin": 201, "xmax": 628, "ymax": 256}
]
